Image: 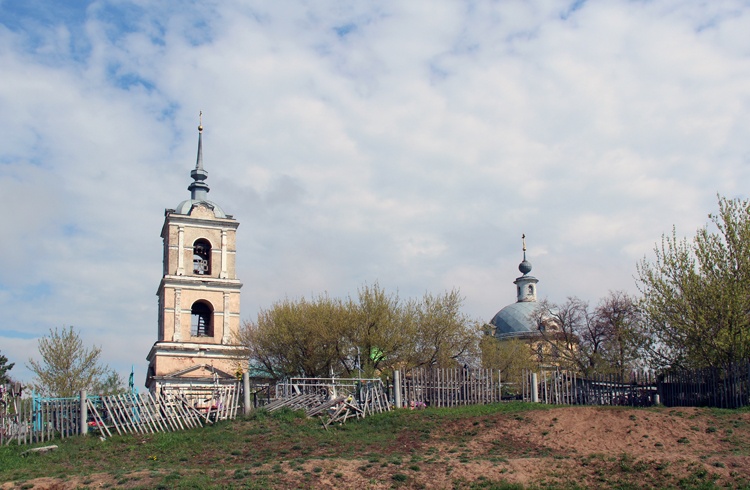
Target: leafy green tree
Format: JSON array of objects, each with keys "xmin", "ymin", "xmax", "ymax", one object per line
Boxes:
[
  {"xmin": 93, "ymin": 369, "xmax": 126, "ymax": 396},
  {"xmin": 345, "ymin": 283, "xmax": 417, "ymax": 376},
  {"xmin": 238, "ymin": 283, "xmax": 480, "ymax": 380},
  {"xmin": 27, "ymin": 326, "xmax": 121, "ymax": 397},
  {"xmin": 240, "ymin": 294, "xmax": 349, "ymax": 378},
  {"xmin": 479, "ymin": 335, "xmax": 536, "ymax": 391},
  {"xmin": 411, "ymin": 289, "xmax": 480, "ymax": 368},
  {"xmin": 637, "ymin": 196, "xmax": 750, "ymax": 370},
  {"xmin": 0, "ymin": 350, "xmax": 15, "ymax": 384}
]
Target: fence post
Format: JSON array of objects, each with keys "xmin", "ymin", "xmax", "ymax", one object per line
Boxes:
[
  {"xmin": 531, "ymin": 373, "xmax": 539, "ymax": 403},
  {"xmin": 498, "ymin": 370, "xmax": 502, "ymax": 402},
  {"xmin": 394, "ymin": 370, "xmax": 402, "ymax": 408},
  {"xmin": 242, "ymin": 372, "xmax": 251, "ymax": 415},
  {"xmin": 80, "ymin": 390, "xmax": 88, "ymax": 436}
]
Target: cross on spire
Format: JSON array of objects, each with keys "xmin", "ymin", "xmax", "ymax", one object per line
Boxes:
[{"xmin": 189, "ymin": 112, "xmax": 209, "ymax": 200}]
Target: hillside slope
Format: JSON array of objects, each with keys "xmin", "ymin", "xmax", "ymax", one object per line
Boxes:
[{"xmin": 2, "ymin": 404, "xmax": 749, "ymax": 489}]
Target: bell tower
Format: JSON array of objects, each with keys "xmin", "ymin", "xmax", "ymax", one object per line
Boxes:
[{"xmin": 146, "ymin": 117, "xmax": 244, "ymax": 392}]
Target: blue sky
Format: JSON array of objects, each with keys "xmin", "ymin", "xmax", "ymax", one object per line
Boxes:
[{"xmin": 2, "ymin": 0, "xmax": 750, "ymax": 384}]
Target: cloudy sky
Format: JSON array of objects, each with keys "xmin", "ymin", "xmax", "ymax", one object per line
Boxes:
[{"xmin": 2, "ymin": 0, "xmax": 749, "ymax": 385}]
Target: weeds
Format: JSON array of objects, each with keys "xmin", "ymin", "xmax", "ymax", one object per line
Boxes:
[{"xmin": 1, "ymin": 403, "xmax": 748, "ymax": 489}]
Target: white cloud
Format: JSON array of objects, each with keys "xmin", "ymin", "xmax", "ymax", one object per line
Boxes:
[{"xmin": 2, "ymin": 0, "xmax": 750, "ymax": 384}]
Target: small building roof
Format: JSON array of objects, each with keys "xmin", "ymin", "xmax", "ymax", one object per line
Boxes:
[{"xmin": 490, "ymin": 234, "xmax": 541, "ymax": 340}]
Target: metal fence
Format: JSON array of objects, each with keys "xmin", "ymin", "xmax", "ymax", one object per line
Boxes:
[
  {"xmin": 522, "ymin": 364, "xmax": 750, "ymax": 409},
  {"xmin": 659, "ymin": 363, "xmax": 750, "ymax": 408}
]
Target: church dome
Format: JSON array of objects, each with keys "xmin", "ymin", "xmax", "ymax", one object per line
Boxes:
[
  {"xmin": 519, "ymin": 259, "xmax": 532, "ymax": 275},
  {"xmin": 489, "ymin": 234, "xmax": 541, "ymax": 340},
  {"xmin": 490, "ymin": 301, "xmax": 538, "ymax": 338},
  {"xmin": 174, "ymin": 198, "xmax": 227, "ymax": 218}
]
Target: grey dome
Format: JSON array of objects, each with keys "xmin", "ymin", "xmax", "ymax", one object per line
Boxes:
[
  {"xmin": 490, "ymin": 301, "xmax": 538, "ymax": 338},
  {"xmin": 174, "ymin": 198, "xmax": 227, "ymax": 219},
  {"xmin": 519, "ymin": 259, "xmax": 532, "ymax": 275}
]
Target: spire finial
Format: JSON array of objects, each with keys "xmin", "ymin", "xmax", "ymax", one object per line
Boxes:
[
  {"xmin": 189, "ymin": 113, "xmax": 209, "ymax": 200},
  {"xmin": 518, "ymin": 233, "xmax": 532, "ymax": 275}
]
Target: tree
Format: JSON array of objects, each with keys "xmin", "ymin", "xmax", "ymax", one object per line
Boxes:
[
  {"xmin": 239, "ymin": 295, "xmax": 349, "ymax": 379},
  {"xmin": 637, "ymin": 196, "xmax": 750, "ymax": 370},
  {"xmin": 237, "ymin": 283, "xmax": 480, "ymax": 380},
  {"xmin": 0, "ymin": 350, "xmax": 15, "ymax": 384},
  {"xmin": 411, "ymin": 289, "xmax": 480, "ymax": 368},
  {"xmin": 533, "ymin": 292, "xmax": 645, "ymax": 376},
  {"xmin": 594, "ymin": 291, "xmax": 646, "ymax": 377},
  {"xmin": 93, "ymin": 369, "xmax": 126, "ymax": 396},
  {"xmin": 479, "ymin": 334, "xmax": 536, "ymax": 390},
  {"xmin": 27, "ymin": 326, "xmax": 120, "ymax": 397},
  {"xmin": 344, "ymin": 283, "xmax": 417, "ymax": 376}
]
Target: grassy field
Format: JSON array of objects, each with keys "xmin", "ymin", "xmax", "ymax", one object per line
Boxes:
[{"xmin": 1, "ymin": 402, "xmax": 750, "ymax": 489}]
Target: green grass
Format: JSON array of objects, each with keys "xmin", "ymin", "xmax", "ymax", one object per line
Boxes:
[{"xmin": 1, "ymin": 402, "xmax": 749, "ymax": 489}]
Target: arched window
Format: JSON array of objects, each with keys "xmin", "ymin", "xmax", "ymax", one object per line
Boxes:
[
  {"xmin": 193, "ymin": 239, "xmax": 211, "ymax": 275},
  {"xmin": 191, "ymin": 301, "xmax": 213, "ymax": 337}
]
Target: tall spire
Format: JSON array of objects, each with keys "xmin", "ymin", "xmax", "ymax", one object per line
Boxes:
[
  {"xmin": 188, "ymin": 111, "xmax": 210, "ymax": 201},
  {"xmin": 519, "ymin": 233, "xmax": 532, "ymax": 275}
]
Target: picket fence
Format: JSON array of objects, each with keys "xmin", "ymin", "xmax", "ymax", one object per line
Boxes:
[
  {"xmin": 396, "ymin": 367, "xmax": 503, "ymax": 408},
  {"xmin": 0, "ymin": 384, "xmax": 241, "ymax": 446},
  {"xmin": 4, "ymin": 363, "xmax": 750, "ymax": 446},
  {"xmin": 521, "ymin": 369, "xmax": 657, "ymax": 407}
]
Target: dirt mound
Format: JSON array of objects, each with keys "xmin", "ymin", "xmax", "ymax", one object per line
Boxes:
[{"xmin": 4, "ymin": 406, "xmax": 750, "ymax": 489}]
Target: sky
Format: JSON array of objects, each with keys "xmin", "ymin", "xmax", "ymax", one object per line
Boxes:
[{"xmin": 2, "ymin": 0, "xmax": 749, "ymax": 386}]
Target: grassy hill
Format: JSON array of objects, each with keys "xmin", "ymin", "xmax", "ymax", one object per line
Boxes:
[{"xmin": 1, "ymin": 402, "xmax": 750, "ymax": 489}]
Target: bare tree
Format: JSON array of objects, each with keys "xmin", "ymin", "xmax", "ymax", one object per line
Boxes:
[
  {"xmin": 594, "ymin": 291, "xmax": 646, "ymax": 377},
  {"xmin": 534, "ymin": 292, "xmax": 645, "ymax": 376}
]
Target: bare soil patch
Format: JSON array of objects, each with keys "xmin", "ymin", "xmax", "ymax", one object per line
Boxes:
[{"xmin": 3, "ymin": 405, "xmax": 750, "ymax": 489}]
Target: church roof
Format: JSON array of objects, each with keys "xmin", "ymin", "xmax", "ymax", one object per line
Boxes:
[
  {"xmin": 490, "ymin": 301, "xmax": 538, "ymax": 338},
  {"xmin": 490, "ymin": 234, "xmax": 541, "ymax": 339},
  {"xmin": 174, "ymin": 114, "xmax": 228, "ymax": 219}
]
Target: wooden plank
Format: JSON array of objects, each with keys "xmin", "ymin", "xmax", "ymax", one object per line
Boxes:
[
  {"xmin": 146, "ymin": 392, "xmax": 173, "ymax": 433},
  {"xmin": 86, "ymin": 399, "xmax": 112, "ymax": 438},
  {"xmin": 142, "ymin": 393, "xmax": 166, "ymax": 433}
]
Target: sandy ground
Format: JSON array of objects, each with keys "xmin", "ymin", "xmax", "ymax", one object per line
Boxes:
[{"xmin": 3, "ymin": 406, "xmax": 750, "ymax": 489}]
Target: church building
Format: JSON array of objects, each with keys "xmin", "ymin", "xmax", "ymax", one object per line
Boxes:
[
  {"xmin": 145, "ymin": 119, "xmax": 246, "ymax": 394},
  {"xmin": 489, "ymin": 236, "xmax": 541, "ymax": 340}
]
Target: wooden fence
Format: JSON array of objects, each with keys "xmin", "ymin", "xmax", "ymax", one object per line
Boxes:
[
  {"xmin": 0, "ymin": 383, "xmax": 241, "ymax": 446},
  {"xmin": 4, "ymin": 363, "xmax": 750, "ymax": 445},
  {"xmin": 1, "ymin": 396, "xmax": 84, "ymax": 446},
  {"xmin": 88, "ymin": 385, "xmax": 241, "ymax": 438},
  {"xmin": 521, "ymin": 369, "xmax": 657, "ymax": 407},
  {"xmin": 268, "ymin": 378, "xmax": 392, "ymax": 428},
  {"xmin": 396, "ymin": 368, "xmax": 502, "ymax": 408}
]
